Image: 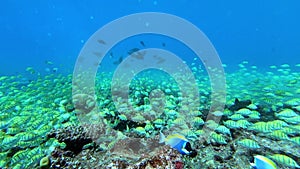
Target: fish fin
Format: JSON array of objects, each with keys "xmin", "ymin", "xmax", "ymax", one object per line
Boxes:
[
  {"xmin": 234, "ymin": 98, "xmax": 240, "ymax": 105},
  {"xmin": 159, "ymin": 131, "xmax": 166, "ymax": 143},
  {"xmin": 249, "ymin": 162, "xmax": 256, "ymax": 168}
]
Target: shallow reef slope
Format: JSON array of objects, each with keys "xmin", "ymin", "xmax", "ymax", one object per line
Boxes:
[{"xmin": 0, "ymin": 62, "xmax": 300, "ymax": 168}]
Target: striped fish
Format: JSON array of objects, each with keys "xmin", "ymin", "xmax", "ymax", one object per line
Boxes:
[
  {"xmin": 291, "ymin": 137, "xmax": 300, "ymax": 146},
  {"xmin": 276, "ymin": 109, "xmax": 298, "ymax": 118},
  {"xmin": 294, "ymin": 105, "xmax": 300, "ymax": 112},
  {"xmin": 172, "ymin": 118, "xmax": 185, "ymax": 126},
  {"xmin": 223, "ymin": 120, "xmax": 240, "ymax": 129},
  {"xmin": 237, "ymin": 119, "xmax": 252, "ymax": 129},
  {"xmin": 0, "ymin": 152, "xmax": 8, "ymax": 160},
  {"xmin": 144, "ymin": 123, "xmax": 154, "ymax": 132},
  {"xmin": 267, "ymin": 120, "xmax": 288, "ymax": 130},
  {"xmin": 269, "ymin": 154, "xmax": 300, "ymax": 168},
  {"xmin": 195, "ymin": 130, "xmax": 204, "ymax": 136},
  {"xmin": 215, "ymin": 125, "xmax": 231, "ymax": 136},
  {"xmin": 17, "ymin": 132, "xmax": 39, "ymax": 142},
  {"xmin": 193, "ymin": 117, "xmax": 205, "ymax": 126},
  {"xmin": 291, "ymin": 124, "xmax": 300, "ymax": 131},
  {"xmin": 181, "ymin": 129, "xmax": 197, "ymax": 139},
  {"xmin": 229, "ymin": 114, "xmax": 244, "ymax": 121},
  {"xmin": 107, "ymin": 140, "xmax": 117, "ymax": 150},
  {"xmin": 248, "ymin": 122, "xmax": 272, "ymax": 133},
  {"xmin": 6, "ymin": 127, "xmax": 21, "ymax": 135},
  {"xmin": 27, "ymin": 154, "xmax": 44, "ymax": 168},
  {"xmin": 0, "ymin": 160, "xmax": 7, "ymax": 168},
  {"xmin": 0, "ymin": 121, "xmax": 9, "ymax": 130},
  {"xmin": 11, "ymin": 149, "xmax": 30, "ymax": 166},
  {"xmin": 29, "ymin": 139, "xmax": 44, "ymax": 147},
  {"xmin": 283, "ymin": 116, "xmax": 300, "ymax": 124},
  {"xmin": 236, "ymin": 108, "xmax": 252, "ymax": 116},
  {"xmin": 17, "ymin": 140, "xmax": 32, "ymax": 148},
  {"xmin": 268, "ymin": 130, "xmax": 290, "ymax": 141},
  {"xmin": 27, "ymin": 118, "xmax": 45, "ymax": 130},
  {"xmin": 223, "ymin": 109, "xmax": 233, "ymax": 116},
  {"xmin": 211, "ymin": 132, "xmax": 227, "ymax": 145},
  {"xmin": 281, "ymin": 127, "xmax": 298, "ymax": 135},
  {"xmin": 238, "ymin": 138, "xmax": 260, "ymax": 149},
  {"xmin": 0, "ymin": 113, "xmax": 11, "ymax": 121},
  {"xmin": 247, "ymin": 104, "xmax": 258, "ymax": 110},
  {"xmin": 248, "ymin": 113, "xmax": 261, "ymax": 120},
  {"xmin": 11, "ymin": 164, "xmax": 22, "ymax": 169},
  {"xmin": 285, "ymin": 98, "xmax": 300, "ymax": 106},
  {"xmin": 250, "ymin": 110, "xmax": 261, "ymax": 116},
  {"xmin": 2, "ymin": 135, "xmax": 18, "ymax": 146}
]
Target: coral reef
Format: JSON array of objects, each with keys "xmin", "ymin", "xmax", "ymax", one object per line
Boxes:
[
  {"xmin": 47, "ymin": 125, "xmax": 93, "ymax": 154},
  {"xmin": 1, "ymin": 62, "xmax": 300, "ymax": 168}
]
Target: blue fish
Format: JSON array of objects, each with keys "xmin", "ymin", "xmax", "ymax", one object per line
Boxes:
[
  {"xmin": 250, "ymin": 155, "xmax": 277, "ymax": 169},
  {"xmin": 159, "ymin": 132, "xmax": 197, "ymax": 157}
]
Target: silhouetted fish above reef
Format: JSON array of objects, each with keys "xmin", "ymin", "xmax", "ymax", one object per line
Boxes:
[
  {"xmin": 128, "ymin": 48, "xmax": 140, "ymax": 55},
  {"xmin": 228, "ymin": 98, "xmax": 251, "ymax": 111},
  {"xmin": 113, "ymin": 56, "xmax": 123, "ymax": 65},
  {"xmin": 140, "ymin": 41, "xmax": 145, "ymax": 47}
]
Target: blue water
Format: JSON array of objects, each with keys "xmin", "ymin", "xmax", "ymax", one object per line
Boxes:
[{"xmin": 1, "ymin": 0, "xmax": 300, "ymax": 75}]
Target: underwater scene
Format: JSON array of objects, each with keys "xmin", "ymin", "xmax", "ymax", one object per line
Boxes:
[{"xmin": 1, "ymin": 1, "xmax": 300, "ymax": 169}]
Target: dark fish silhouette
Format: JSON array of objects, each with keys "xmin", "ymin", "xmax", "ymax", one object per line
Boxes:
[
  {"xmin": 45, "ymin": 60, "xmax": 53, "ymax": 65},
  {"xmin": 93, "ymin": 52, "xmax": 102, "ymax": 58},
  {"xmin": 228, "ymin": 98, "xmax": 251, "ymax": 111},
  {"xmin": 157, "ymin": 57, "xmax": 165, "ymax": 64},
  {"xmin": 132, "ymin": 51, "xmax": 146, "ymax": 60},
  {"xmin": 153, "ymin": 55, "xmax": 165, "ymax": 64},
  {"xmin": 93, "ymin": 62, "xmax": 101, "ymax": 67},
  {"xmin": 140, "ymin": 41, "xmax": 145, "ymax": 47},
  {"xmin": 109, "ymin": 52, "xmax": 114, "ymax": 58},
  {"xmin": 97, "ymin": 39, "xmax": 106, "ymax": 45},
  {"xmin": 113, "ymin": 56, "xmax": 123, "ymax": 65},
  {"xmin": 162, "ymin": 42, "xmax": 166, "ymax": 47},
  {"xmin": 128, "ymin": 48, "xmax": 140, "ymax": 55},
  {"xmin": 52, "ymin": 67, "xmax": 58, "ymax": 73}
]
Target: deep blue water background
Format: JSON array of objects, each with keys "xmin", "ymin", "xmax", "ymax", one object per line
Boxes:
[{"xmin": 1, "ymin": 0, "xmax": 300, "ymax": 76}]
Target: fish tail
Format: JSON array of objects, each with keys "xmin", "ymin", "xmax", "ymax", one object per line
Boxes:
[{"xmin": 159, "ymin": 131, "xmax": 165, "ymax": 143}]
